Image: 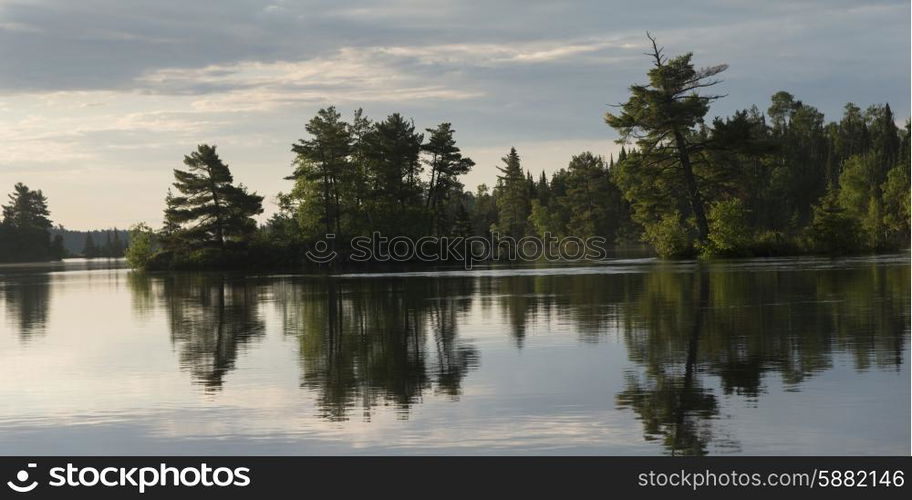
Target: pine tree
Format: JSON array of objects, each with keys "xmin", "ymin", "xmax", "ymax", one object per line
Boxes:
[
  {"xmin": 291, "ymin": 106, "xmax": 353, "ymax": 236},
  {"xmin": 0, "ymin": 183, "xmax": 54, "ymax": 262},
  {"xmin": 164, "ymin": 144, "xmax": 264, "ymax": 249},
  {"xmin": 363, "ymin": 113, "xmax": 425, "ymax": 235},
  {"xmin": 564, "ymin": 152, "xmax": 613, "ymax": 239},
  {"xmin": 605, "ymin": 34, "xmax": 727, "ymax": 244},
  {"xmin": 493, "ymin": 147, "xmax": 531, "ymax": 239},
  {"xmin": 422, "ymin": 122, "xmax": 474, "ymax": 234},
  {"xmin": 2, "ymin": 183, "xmax": 52, "ymax": 230}
]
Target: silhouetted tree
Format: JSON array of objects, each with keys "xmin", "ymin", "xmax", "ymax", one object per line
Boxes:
[
  {"xmin": 164, "ymin": 144, "xmax": 264, "ymax": 250},
  {"xmin": 0, "ymin": 183, "xmax": 54, "ymax": 262}
]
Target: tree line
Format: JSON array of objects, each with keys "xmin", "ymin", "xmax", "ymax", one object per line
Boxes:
[
  {"xmin": 605, "ymin": 36, "xmax": 910, "ymax": 257},
  {"xmin": 46, "ymin": 228, "xmax": 129, "ymax": 259},
  {"xmin": 4, "ymin": 38, "xmax": 908, "ymax": 267},
  {"xmin": 0, "ymin": 183, "xmax": 130, "ymax": 263},
  {"xmin": 0, "ymin": 181, "xmax": 130, "ymax": 263},
  {"xmin": 130, "ymin": 41, "xmax": 907, "ymax": 268}
]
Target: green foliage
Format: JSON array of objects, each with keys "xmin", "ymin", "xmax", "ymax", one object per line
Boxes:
[
  {"xmin": 290, "ymin": 106, "xmax": 354, "ymax": 236},
  {"xmin": 528, "ymin": 199, "xmax": 555, "ymax": 237},
  {"xmin": 115, "ymin": 40, "xmax": 909, "ymax": 268},
  {"xmin": 838, "ymin": 153, "xmax": 890, "ymax": 250},
  {"xmin": 702, "ymin": 198, "xmax": 752, "ymax": 257},
  {"xmin": 125, "ymin": 223, "xmax": 156, "ymax": 269},
  {"xmin": 605, "ymin": 35, "xmax": 727, "ymax": 243},
  {"xmin": 470, "ymin": 184, "xmax": 498, "ymax": 236},
  {"xmin": 563, "ymin": 152, "xmax": 613, "ymax": 238},
  {"xmin": 804, "ymin": 189, "xmax": 862, "ymax": 255},
  {"xmin": 423, "ymin": 122, "xmax": 475, "ymax": 235},
  {"xmin": 881, "ymin": 163, "xmax": 911, "ymax": 245},
  {"xmin": 643, "ymin": 212, "xmax": 693, "ymax": 258},
  {"xmin": 605, "ymin": 38, "xmax": 907, "ymax": 259},
  {"xmin": 493, "ymin": 147, "xmax": 532, "ymax": 239},
  {"xmin": 363, "ymin": 113, "xmax": 426, "ymax": 236}
]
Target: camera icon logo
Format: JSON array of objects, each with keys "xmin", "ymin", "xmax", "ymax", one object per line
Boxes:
[{"xmin": 7, "ymin": 463, "xmax": 38, "ymax": 493}]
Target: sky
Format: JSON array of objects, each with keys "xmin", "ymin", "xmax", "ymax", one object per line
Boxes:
[{"xmin": 0, "ymin": 0, "xmax": 908, "ymax": 230}]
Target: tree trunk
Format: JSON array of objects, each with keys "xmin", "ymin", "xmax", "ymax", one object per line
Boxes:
[
  {"xmin": 673, "ymin": 130, "xmax": 710, "ymax": 243},
  {"xmin": 207, "ymin": 167, "xmax": 226, "ymax": 250}
]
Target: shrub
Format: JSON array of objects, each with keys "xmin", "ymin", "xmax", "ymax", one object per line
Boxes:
[
  {"xmin": 124, "ymin": 223, "xmax": 157, "ymax": 269},
  {"xmin": 702, "ymin": 198, "xmax": 751, "ymax": 257},
  {"xmin": 643, "ymin": 212, "xmax": 693, "ymax": 258},
  {"xmin": 804, "ymin": 190, "xmax": 862, "ymax": 255}
]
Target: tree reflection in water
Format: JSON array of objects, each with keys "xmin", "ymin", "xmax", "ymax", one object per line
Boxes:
[
  {"xmin": 119, "ymin": 257, "xmax": 907, "ymax": 452},
  {"xmin": 275, "ymin": 277, "xmax": 479, "ymax": 421},
  {"xmin": 1, "ymin": 273, "xmax": 51, "ymax": 341},
  {"xmin": 615, "ymin": 261, "xmax": 908, "ymax": 455},
  {"xmin": 158, "ymin": 274, "xmax": 265, "ymax": 391}
]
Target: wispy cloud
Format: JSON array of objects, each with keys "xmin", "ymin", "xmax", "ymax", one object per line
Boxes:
[
  {"xmin": 134, "ymin": 49, "xmax": 486, "ymax": 112},
  {"xmin": 0, "ymin": 0, "xmax": 907, "ymax": 228}
]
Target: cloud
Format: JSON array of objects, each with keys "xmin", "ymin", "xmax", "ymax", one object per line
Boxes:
[
  {"xmin": 134, "ymin": 49, "xmax": 486, "ymax": 112},
  {"xmin": 369, "ymin": 37, "xmax": 640, "ymax": 66},
  {"xmin": 0, "ymin": 0, "xmax": 908, "ymax": 228}
]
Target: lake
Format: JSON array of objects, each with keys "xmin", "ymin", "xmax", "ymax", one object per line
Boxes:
[{"xmin": 0, "ymin": 254, "xmax": 908, "ymax": 455}]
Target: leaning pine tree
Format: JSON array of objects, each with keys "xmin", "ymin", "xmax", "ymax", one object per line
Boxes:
[
  {"xmin": 164, "ymin": 144, "xmax": 263, "ymax": 251},
  {"xmin": 605, "ymin": 33, "xmax": 727, "ymax": 250}
]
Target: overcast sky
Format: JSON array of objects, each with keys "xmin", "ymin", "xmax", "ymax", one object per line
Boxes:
[{"xmin": 0, "ymin": 0, "xmax": 908, "ymax": 229}]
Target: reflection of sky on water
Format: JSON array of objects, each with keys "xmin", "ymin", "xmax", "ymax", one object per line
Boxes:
[{"xmin": 0, "ymin": 255, "xmax": 908, "ymax": 455}]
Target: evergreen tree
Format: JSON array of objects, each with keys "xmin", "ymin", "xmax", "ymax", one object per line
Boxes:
[
  {"xmin": 536, "ymin": 171, "xmax": 550, "ymax": 205},
  {"xmin": 0, "ymin": 183, "xmax": 54, "ymax": 262},
  {"xmin": 2, "ymin": 183, "xmax": 52, "ymax": 230},
  {"xmin": 493, "ymin": 147, "xmax": 531, "ymax": 239},
  {"xmin": 363, "ymin": 113, "xmax": 425, "ymax": 235},
  {"xmin": 605, "ymin": 34, "xmax": 727, "ymax": 245},
  {"xmin": 470, "ymin": 184, "xmax": 498, "ymax": 236},
  {"xmin": 563, "ymin": 152, "xmax": 614, "ymax": 239},
  {"xmin": 766, "ymin": 91, "xmax": 829, "ymax": 229},
  {"xmin": 164, "ymin": 144, "xmax": 264, "ymax": 250},
  {"xmin": 290, "ymin": 106, "xmax": 353, "ymax": 236},
  {"xmin": 806, "ymin": 188, "xmax": 861, "ymax": 255},
  {"xmin": 422, "ymin": 122, "xmax": 475, "ymax": 235}
]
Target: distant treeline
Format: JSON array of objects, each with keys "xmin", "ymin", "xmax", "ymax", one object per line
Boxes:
[
  {"xmin": 50, "ymin": 228, "xmax": 129, "ymax": 258},
  {"xmin": 0, "ymin": 183, "xmax": 129, "ymax": 263}
]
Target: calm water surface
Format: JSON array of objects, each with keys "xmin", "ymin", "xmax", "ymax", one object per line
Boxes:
[{"xmin": 0, "ymin": 255, "xmax": 908, "ymax": 455}]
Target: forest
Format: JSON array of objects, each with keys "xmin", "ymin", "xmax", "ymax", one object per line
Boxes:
[{"xmin": 2, "ymin": 41, "xmax": 909, "ymax": 267}]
